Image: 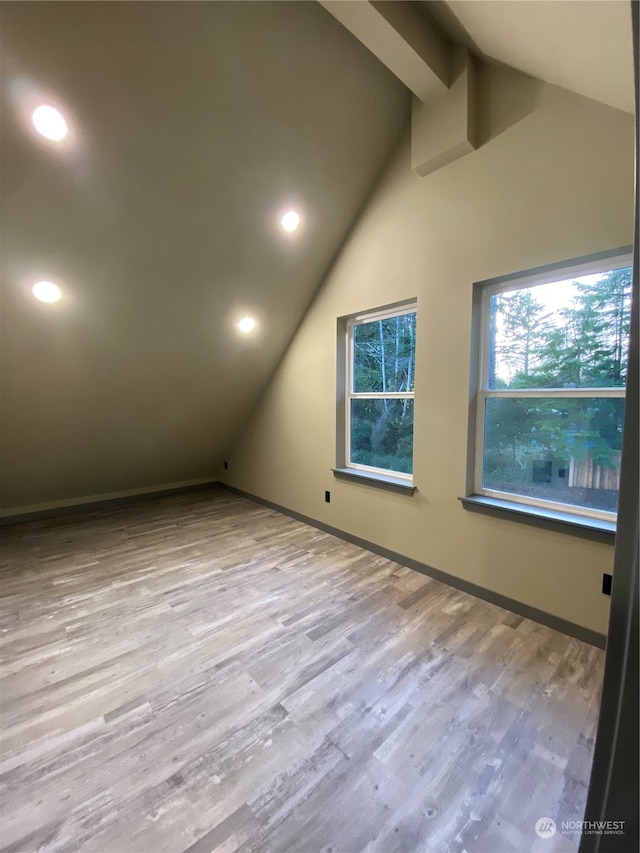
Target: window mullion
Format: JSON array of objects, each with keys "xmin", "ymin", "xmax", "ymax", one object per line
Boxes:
[{"xmin": 350, "ymin": 392, "xmax": 414, "ymax": 399}]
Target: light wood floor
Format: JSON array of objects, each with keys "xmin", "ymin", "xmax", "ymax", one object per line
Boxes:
[{"xmin": 0, "ymin": 489, "xmax": 604, "ymax": 853}]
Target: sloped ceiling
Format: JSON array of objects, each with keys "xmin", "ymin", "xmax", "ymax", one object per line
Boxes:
[
  {"xmin": 0, "ymin": 1, "xmax": 409, "ymax": 509},
  {"xmin": 441, "ymin": 0, "xmax": 634, "ymax": 113}
]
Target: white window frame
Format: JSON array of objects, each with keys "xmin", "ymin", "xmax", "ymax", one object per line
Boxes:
[
  {"xmin": 475, "ymin": 250, "xmax": 632, "ymax": 522},
  {"xmin": 344, "ymin": 302, "xmax": 417, "ymax": 482}
]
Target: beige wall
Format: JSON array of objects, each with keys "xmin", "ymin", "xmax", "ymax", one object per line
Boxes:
[{"xmin": 222, "ymin": 72, "xmax": 634, "ymax": 637}]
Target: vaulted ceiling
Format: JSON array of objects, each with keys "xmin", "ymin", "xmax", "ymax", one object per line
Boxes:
[
  {"xmin": 0, "ymin": 1, "xmax": 409, "ymax": 508},
  {"xmin": 440, "ymin": 0, "xmax": 633, "ymax": 113},
  {"xmin": 0, "ymin": 0, "xmax": 634, "ymax": 511}
]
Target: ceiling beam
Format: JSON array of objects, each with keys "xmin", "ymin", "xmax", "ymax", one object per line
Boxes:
[
  {"xmin": 319, "ymin": 0, "xmax": 451, "ymax": 102},
  {"xmin": 411, "ymin": 45, "xmax": 477, "ymax": 176}
]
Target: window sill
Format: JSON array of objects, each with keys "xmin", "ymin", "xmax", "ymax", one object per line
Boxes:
[
  {"xmin": 332, "ymin": 468, "xmax": 416, "ymax": 495},
  {"xmin": 459, "ymin": 495, "xmax": 615, "ymax": 543}
]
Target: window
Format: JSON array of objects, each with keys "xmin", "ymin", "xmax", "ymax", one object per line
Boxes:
[
  {"xmin": 473, "ymin": 250, "xmax": 632, "ymax": 522},
  {"xmin": 339, "ymin": 302, "xmax": 417, "ymax": 483}
]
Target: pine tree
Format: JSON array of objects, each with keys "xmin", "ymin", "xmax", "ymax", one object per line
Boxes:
[
  {"xmin": 529, "ymin": 269, "xmax": 631, "ymax": 388},
  {"xmin": 490, "ymin": 289, "xmax": 551, "ymax": 387}
]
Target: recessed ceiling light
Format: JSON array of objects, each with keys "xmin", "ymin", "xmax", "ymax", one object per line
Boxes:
[
  {"xmin": 32, "ymin": 281, "xmax": 62, "ymax": 303},
  {"xmin": 281, "ymin": 210, "xmax": 300, "ymax": 232},
  {"xmin": 32, "ymin": 105, "xmax": 68, "ymax": 141},
  {"xmin": 238, "ymin": 317, "xmax": 256, "ymax": 334}
]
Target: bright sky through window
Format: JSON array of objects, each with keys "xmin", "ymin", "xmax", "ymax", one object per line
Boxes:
[{"xmin": 493, "ymin": 273, "xmax": 618, "ymax": 385}]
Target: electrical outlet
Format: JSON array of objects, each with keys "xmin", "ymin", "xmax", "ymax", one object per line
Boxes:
[
  {"xmin": 602, "ymin": 573, "xmax": 612, "ymax": 596},
  {"xmin": 325, "ymin": 491, "xmax": 331, "ymax": 503}
]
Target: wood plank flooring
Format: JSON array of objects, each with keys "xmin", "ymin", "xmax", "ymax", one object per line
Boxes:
[{"xmin": 0, "ymin": 489, "xmax": 604, "ymax": 853}]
